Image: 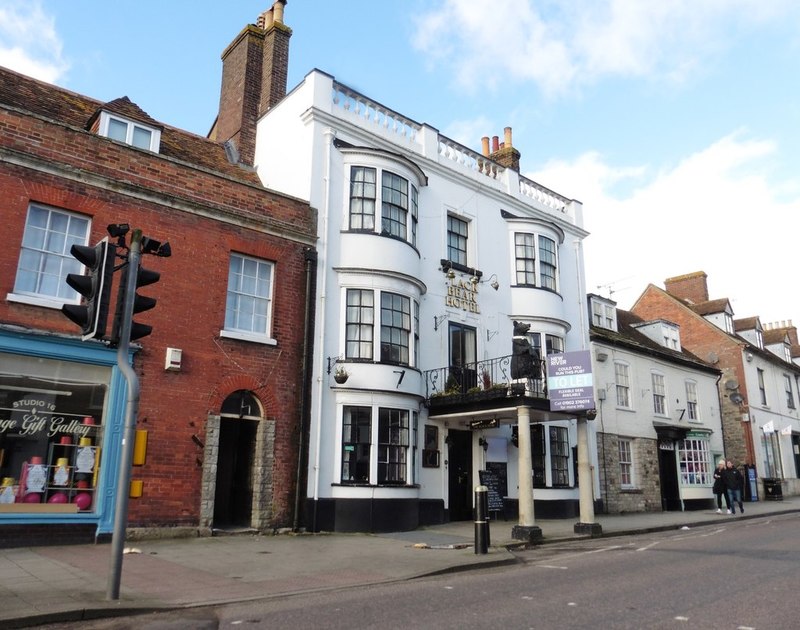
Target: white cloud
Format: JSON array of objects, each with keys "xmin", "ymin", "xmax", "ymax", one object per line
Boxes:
[
  {"xmin": 0, "ymin": 0, "xmax": 68, "ymax": 83},
  {"xmin": 529, "ymin": 133, "xmax": 800, "ymax": 323},
  {"xmin": 413, "ymin": 0, "xmax": 799, "ymax": 96}
]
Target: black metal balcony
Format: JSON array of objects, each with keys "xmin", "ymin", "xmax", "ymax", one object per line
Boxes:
[{"xmin": 423, "ymin": 354, "xmax": 547, "ymax": 412}]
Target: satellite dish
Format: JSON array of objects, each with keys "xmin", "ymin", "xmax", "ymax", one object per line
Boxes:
[
  {"xmin": 707, "ymin": 352, "xmax": 719, "ymax": 364},
  {"xmin": 725, "ymin": 379, "xmax": 739, "ymax": 390},
  {"xmin": 730, "ymin": 392, "xmax": 744, "ymax": 404}
]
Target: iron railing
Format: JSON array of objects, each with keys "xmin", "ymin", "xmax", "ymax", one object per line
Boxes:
[{"xmin": 423, "ymin": 354, "xmax": 547, "ymax": 401}]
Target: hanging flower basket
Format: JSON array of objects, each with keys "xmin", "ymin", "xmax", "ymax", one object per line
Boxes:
[{"xmin": 333, "ymin": 367, "xmax": 349, "ymax": 384}]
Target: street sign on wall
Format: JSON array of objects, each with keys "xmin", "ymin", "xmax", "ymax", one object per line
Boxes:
[{"xmin": 546, "ymin": 350, "xmax": 595, "ymax": 412}]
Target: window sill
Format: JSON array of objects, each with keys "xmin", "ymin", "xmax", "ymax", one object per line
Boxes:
[
  {"xmin": 6, "ymin": 292, "xmax": 68, "ymax": 310},
  {"xmin": 219, "ymin": 329, "xmax": 277, "ymax": 345},
  {"xmin": 332, "ymin": 482, "xmax": 420, "ymax": 489},
  {"xmin": 620, "ymin": 487, "xmax": 641, "ymax": 493}
]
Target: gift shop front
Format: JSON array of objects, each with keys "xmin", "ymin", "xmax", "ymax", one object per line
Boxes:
[{"xmin": 0, "ymin": 328, "xmax": 125, "ymax": 546}]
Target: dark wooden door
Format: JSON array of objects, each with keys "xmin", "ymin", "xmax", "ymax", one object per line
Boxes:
[{"xmin": 447, "ymin": 429, "xmax": 473, "ymax": 521}]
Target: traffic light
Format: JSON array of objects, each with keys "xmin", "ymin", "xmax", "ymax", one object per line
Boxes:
[
  {"xmin": 130, "ymin": 264, "xmax": 159, "ymax": 341},
  {"xmin": 111, "ymin": 259, "xmax": 159, "ymax": 344},
  {"xmin": 61, "ymin": 238, "xmax": 116, "ymax": 340}
]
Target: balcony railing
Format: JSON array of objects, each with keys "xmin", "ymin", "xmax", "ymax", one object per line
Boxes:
[{"xmin": 423, "ymin": 354, "xmax": 547, "ymax": 404}]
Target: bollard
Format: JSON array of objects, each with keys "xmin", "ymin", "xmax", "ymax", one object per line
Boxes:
[{"xmin": 474, "ymin": 485, "xmax": 489, "ymax": 554}]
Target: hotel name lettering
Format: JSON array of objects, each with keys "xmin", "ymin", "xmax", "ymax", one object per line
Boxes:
[
  {"xmin": 446, "ymin": 279, "xmax": 481, "ymax": 313},
  {"xmin": 0, "ymin": 397, "xmax": 92, "ymax": 438}
]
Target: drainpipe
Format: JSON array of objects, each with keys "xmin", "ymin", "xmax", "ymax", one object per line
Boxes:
[
  {"xmin": 311, "ymin": 127, "xmax": 336, "ymax": 532},
  {"xmin": 293, "ymin": 247, "xmax": 317, "ymax": 531}
]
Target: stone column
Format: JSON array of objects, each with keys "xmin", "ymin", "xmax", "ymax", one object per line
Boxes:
[
  {"xmin": 512, "ymin": 405, "xmax": 541, "ymax": 543},
  {"xmin": 574, "ymin": 414, "xmax": 602, "ymax": 536}
]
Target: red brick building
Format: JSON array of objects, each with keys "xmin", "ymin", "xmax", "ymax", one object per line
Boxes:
[
  {"xmin": 0, "ymin": 8, "xmax": 316, "ymax": 544},
  {"xmin": 632, "ymin": 272, "xmax": 800, "ymax": 498}
]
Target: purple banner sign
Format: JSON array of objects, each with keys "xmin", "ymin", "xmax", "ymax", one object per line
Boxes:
[{"xmin": 546, "ymin": 350, "xmax": 595, "ymax": 412}]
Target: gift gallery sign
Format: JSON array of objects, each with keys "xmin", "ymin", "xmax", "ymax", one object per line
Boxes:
[
  {"xmin": 547, "ymin": 350, "xmax": 595, "ymax": 412},
  {"xmin": 0, "ymin": 397, "xmax": 94, "ymax": 438}
]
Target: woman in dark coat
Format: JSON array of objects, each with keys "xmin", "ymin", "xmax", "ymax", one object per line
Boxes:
[{"xmin": 713, "ymin": 459, "xmax": 731, "ymax": 514}]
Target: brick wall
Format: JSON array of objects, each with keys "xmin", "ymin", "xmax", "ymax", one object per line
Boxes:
[
  {"xmin": 0, "ymin": 98, "xmax": 316, "ymax": 531},
  {"xmin": 632, "ymin": 285, "xmax": 752, "ymax": 465}
]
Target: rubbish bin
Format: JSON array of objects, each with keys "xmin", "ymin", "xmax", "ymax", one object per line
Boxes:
[{"xmin": 762, "ymin": 478, "xmax": 783, "ymax": 501}]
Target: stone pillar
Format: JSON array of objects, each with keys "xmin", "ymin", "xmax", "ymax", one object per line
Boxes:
[
  {"xmin": 512, "ymin": 405, "xmax": 541, "ymax": 543},
  {"xmin": 574, "ymin": 415, "xmax": 602, "ymax": 536}
]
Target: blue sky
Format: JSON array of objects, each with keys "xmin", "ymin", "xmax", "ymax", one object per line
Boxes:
[{"xmin": 2, "ymin": 0, "xmax": 800, "ymax": 326}]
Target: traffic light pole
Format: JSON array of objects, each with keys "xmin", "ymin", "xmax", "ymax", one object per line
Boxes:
[{"xmin": 107, "ymin": 230, "xmax": 143, "ymax": 601}]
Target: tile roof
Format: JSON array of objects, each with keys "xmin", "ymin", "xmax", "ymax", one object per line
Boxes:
[
  {"xmin": 689, "ymin": 298, "xmax": 731, "ymax": 316},
  {"xmin": 734, "ymin": 316, "xmax": 760, "ymax": 332},
  {"xmin": 591, "ymin": 308, "xmax": 717, "ymax": 373},
  {"xmin": 0, "ymin": 65, "xmax": 262, "ymax": 186}
]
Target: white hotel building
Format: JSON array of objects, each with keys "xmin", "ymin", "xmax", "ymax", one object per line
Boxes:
[{"xmin": 240, "ymin": 6, "xmax": 597, "ymax": 534}]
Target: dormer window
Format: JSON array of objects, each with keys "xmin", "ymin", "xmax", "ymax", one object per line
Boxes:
[
  {"xmin": 590, "ymin": 296, "xmax": 617, "ymax": 331},
  {"xmin": 99, "ymin": 111, "xmax": 160, "ymax": 152}
]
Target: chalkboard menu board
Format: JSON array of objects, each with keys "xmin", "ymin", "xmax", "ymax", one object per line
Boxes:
[{"xmin": 479, "ymin": 467, "xmax": 505, "ymax": 513}]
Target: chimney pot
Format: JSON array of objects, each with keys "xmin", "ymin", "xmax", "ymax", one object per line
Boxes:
[
  {"xmin": 504, "ymin": 126, "xmax": 512, "ymax": 148},
  {"xmin": 481, "ymin": 136, "xmax": 490, "ymax": 157},
  {"xmin": 491, "ymin": 136, "xmax": 499, "ymax": 152},
  {"xmin": 273, "ymin": 0, "xmax": 286, "ymax": 24}
]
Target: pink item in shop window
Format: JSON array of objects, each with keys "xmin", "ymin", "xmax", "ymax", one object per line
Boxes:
[
  {"xmin": 47, "ymin": 492, "xmax": 68, "ymax": 504},
  {"xmin": 73, "ymin": 492, "xmax": 92, "ymax": 510},
  {"xmin": 23, "ymin": 493, "xmax": 42, "ymax": 503}
]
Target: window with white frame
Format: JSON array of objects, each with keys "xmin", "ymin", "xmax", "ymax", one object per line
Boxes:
[
  {"xmin": 99, "ymin": 111, "xmax": 160, "ymax": 152},
  {"xmin": 722, "ymin": 313, "xmax": 734, "ymax": 334},
  {"xmin": 652, "ymin": 373, "xmax": 666, "ymax": 415},
  {"xmin": 618, "ymin": 438, "xmax": 633, "ymax": 487},
  {"xmin": 679, "ymin": 437, "xmax": 711, "ymax": 485},
  {"xmin": 550, "ymin": 425, "xmax": 570, "ymax": 486},
  {"xmin": 349, "ymin": 166, "xmax": 376, "ymax": 231},
  {"xmin": 757, "ymin": 368, "xmax": 767, "ymax": 405},
  {"xmin": 12, "ymin": 204, "xmax": 90, "ymax": 304},
  {"xmin": 341, "ymin": 406, "xmax": 371, "ymax": 483},
  {"xmin": 447, "ymin": 215, "xmax": 468, "ymax": 266},
  {"xmin": 662, "ymin": 324, "xmax": 680, "ymax": 350},
  {"xmin": 513, "ymin": 233, "xmax": 559, "ymax": 290},
  {"xmin": 783, "ymin": 342, "xmax": 792, "ymax": 363},
  {"xmin": 223, "ymin": 253, "xmax": 274, "ymax": 341},
  {"xmin": 591, "ymin": 298, "xmax": 616, "ymax": 330},
  {"xmin": 539, "ymin": 236, "xmax": 557, "ymax": 290},
  {"xmin": 784, "ymin": 374, "xmax": 795, "ymax": 409},
  {"xmin": 347, "ymin": 166, "xmax": 418, "ymax": 245},
  {"xmin": 345, "ymin": 289, "xmax": 374, "ymax": 359},
  {"xmin": 378, "ymin": 408, "xmax": 409, "ymax": 484},
  {"xmin": 380, "ymin": 292, "xmax": 411, "ymax": 365},
  {"xmin": 514, "ymin": 233, "xmax": 536, "ymax": 285},
  {"xmin": 615, "ymin": 362, "xmax": 631, "ymax": 408},
  {"xmin": 381, "ymin": 171, "xmax": 408, "ymax": 239},
  {"xmin": 686, "ymin": 380, "xmax": 699, "ymax": 420}
]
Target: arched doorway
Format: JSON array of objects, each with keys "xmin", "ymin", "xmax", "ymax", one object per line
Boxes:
[{"xmin": 213, "ymin": 390, "xmax": 263, "ymax": 528}]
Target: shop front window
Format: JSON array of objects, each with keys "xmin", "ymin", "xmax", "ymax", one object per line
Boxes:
[{"xmin": 0, "ymin": 353, "xmax": 110, "ymax": 512}]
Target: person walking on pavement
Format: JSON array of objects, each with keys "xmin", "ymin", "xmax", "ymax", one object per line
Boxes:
[
  {"xmin": 713, "ymin": 459, "xmax": 732, "ymax": 514},
  {"xmin": 723, "ymin": 459, "xmax": 745, "ymax": 514}
]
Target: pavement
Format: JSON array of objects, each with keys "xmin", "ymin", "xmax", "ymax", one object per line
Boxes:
[{"xmin": 2, "ymin": 497, "xmax": 798, "ymax": 628}]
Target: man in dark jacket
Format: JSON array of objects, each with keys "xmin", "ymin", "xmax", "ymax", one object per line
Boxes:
[{"xmin": 722, "ymin": 460, "xmax": 745, "ymax": 514}]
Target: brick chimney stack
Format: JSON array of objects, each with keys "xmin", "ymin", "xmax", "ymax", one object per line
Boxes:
[
  {"xmin": 664, "ymin": 271, "xmax": 710, "ymax": 304},
  {"xmin": 488, "ymin": 126, "xmax": 521, "ymax": 171},
  {"xmin": 210, "ymin": 0, "xmax": 291, "ymax": 166}
]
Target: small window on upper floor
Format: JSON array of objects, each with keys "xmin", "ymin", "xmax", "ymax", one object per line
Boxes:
[
  {"xmin": 347, "ymin": 165, "xmax": 418, "ymax": 246},
  {"xmin": 99, "ymin": 111, "xmax": 161, "ymax": 152},
  {"xmin": 9, "ymin": 203, "xmax": 90, "ymax": 308},
  {"xmin": 447, "ymin": 215, "xmax": 469, "ymax": 267},
  {"xmin": 722, "ymin": 313, "xmax": 734, "ymax": 335},
  {"xmin": 514, "ymin": 232, "xmax": 558, "ymax": 291},
  {"xmin": 590, "ymin": 297, "xmax": 617, "ymax": 331}
]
